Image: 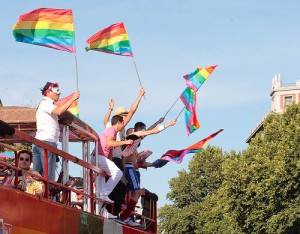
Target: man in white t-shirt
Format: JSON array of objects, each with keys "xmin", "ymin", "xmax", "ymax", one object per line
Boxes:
[{"xmin": 33, "ymin": 82, "xmax": 80, "ymax": 181}]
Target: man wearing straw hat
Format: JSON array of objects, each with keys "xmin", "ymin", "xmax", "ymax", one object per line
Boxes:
[
  {"xmin": 103, "ymin": 87, "xmax": 145, "ymax": 217},
  {"xmin": 33, "ymin": 82, "xmax": 80, "ymax": 182}
]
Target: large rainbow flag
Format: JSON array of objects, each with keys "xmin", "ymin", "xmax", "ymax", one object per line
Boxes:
[
  {"xmin": 86, "ymin": 22, "xmax": 133, "ymax": 57},
  {"xmin": 152, "ymin": 129, "xmax": 223, "ymax": 168},
  {"xmin": 180, "ymin": 87, "xmax": 200, "ymax": 135},
  {"xmin": 13, "ymin": 8, "xmax": 76, "ymax": 53},
  {"xmin": 183, "ymin": 65, "xmax": 217, "ymax": 91}
]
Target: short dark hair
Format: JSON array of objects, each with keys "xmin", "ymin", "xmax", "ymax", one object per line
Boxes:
[
  {"xmin": 134, "ymin": 122, "xmax": 146, "ymax": 132},
  {"xmin": 126, "ymin": 128, "xmax": 134, "ymax": 137},
  {"xmin": 111, "ymin": 115, "xmax": 124, "ymax": 126},
  {"xmin": 17, "ymin": 149, "xmax": 32, "ymax": 162}
]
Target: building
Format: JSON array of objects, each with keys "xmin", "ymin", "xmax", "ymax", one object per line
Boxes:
[{"xmin": 246, "ymin": 74, "xmax": 300, "ymax": 143}]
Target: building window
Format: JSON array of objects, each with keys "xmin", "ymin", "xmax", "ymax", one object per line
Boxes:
[{"xmin": 284, "ymin": 96, "xmax": 293, "ymax": 107}]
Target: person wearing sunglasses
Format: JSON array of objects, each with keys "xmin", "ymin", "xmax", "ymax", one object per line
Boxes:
[
  {"xmin": 33, "ymin": 82, "xmax": 80, "ymax": 182},
  {"xmin": 4, "ymin": 149, "xmax": 45, "ymax": 197}
]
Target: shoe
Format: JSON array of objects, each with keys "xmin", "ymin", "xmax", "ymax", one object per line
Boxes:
[
  {"xmin": 116, "ymin": 218, "xmax": 126, "ymax": 224},
  {"xmin": 123, "ymin": 219, "xmax": 141, "ymax": 227},
  {"xmin": 99, "ymin": 195, "xmax": 114, "ymax": 203},
  {"xmin": 100, "ymin": 208, "xmax": 117, "ymax": 219}
]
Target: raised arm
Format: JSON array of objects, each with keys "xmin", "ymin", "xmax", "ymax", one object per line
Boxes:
[
  {"xmin": 52, "ymin": 91, "xmax": 80, "ymax": 116},
  {"xmin": 123, "ymin": 87, "xmax": 145, "ymax": 126},
  {"xmin": 106, "ymin": 136, "xmax": 133, "ymax": 147},
  {"xmin": 134, "ymin": 119, "xmax": 176, "ymax": 138},
  {"xmin": 103, "ymin": 99, "xmax": 114, "ymax": 126}
]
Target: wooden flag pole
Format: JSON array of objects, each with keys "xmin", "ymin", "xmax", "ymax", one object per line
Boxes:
[
  {"xmin": 175, "ymin": 106, "xmax": 185, "ymax": 120},
  {"xmin": 75, "ymin": 54, "xmax": 79, "ymax": 90},
  {"xmin": 163, "ymin": 97, "xmax": 180, "ymax": 118},
  {"xmin": 132, "ymin": 58, "xmax": 146, "ymax": 100}
]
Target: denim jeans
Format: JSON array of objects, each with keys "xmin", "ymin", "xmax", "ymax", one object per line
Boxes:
[{"xmin": 33, "ymin": 141, "xmax": 57, "ymax": 181}]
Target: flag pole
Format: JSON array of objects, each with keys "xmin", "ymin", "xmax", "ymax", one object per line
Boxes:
[
  {"xmin": 163, "ymin": 97, "xmax": 180, "ymax": 118},
  {"xmin": 132, "ymin": 57, "xmax": 146, "ymax": 100},
  {"xmin": 176, "ymin": 106, "xmax": 185, "ymax": 120},
  {"xmin": 75, "ymin": 54, "xmax": 79, "ymax": 90}
]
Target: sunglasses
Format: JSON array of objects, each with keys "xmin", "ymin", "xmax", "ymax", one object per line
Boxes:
[{"xmin": 19, "ymin": 157, "xmax": 30, "ymax": 162}]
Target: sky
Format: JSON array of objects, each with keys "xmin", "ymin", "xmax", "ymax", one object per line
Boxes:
[{"xmin": 1, "ymin": 0, "xmax": 300, "ymax": 208}]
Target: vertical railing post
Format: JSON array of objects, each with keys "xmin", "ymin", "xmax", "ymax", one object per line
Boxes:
[
  {"xmin": 83, "ymin": 141, "xmax": 91, "ymax": 212},
  {"xmin": 62, "ymin": 126, "xmax": 69, "ymax": 184}
]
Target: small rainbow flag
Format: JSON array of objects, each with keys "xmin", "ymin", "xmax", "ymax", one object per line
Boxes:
[
  {"xmin": 180, "ymin": 87, "xmax": 200, "ymax": 135},
  {"xmin": 152, "ymin": 129, "xmax": 223, "ymax": 168},
  {"xmin": 183, "ymin": 65, "xmax": 217, "ymax": 91},
  {"xmin": 55, "ymin": 93, "xmax": 79, "ymax": 118},
  {"xmin": 13, "ymin": 8, "xmax": 76, "ymax": 53},
  {"xmin": 86, "ymin": 22, "xmax": 133, "ymax": 57}
]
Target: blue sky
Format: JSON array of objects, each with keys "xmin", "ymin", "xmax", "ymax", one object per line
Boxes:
[{"xmin": 1, "ymin": 1, "xmax": 300, "ymax": 208}]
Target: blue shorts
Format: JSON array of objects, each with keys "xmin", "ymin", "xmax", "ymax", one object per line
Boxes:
[{"xmin": 125, "ymin": 164, "xmax": 140, "ymax": 191}]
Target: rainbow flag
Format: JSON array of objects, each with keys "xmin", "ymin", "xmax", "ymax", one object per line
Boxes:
[
  {"xmin": 180, "ymin": 87, "xmax": 200, "ymax": 135},
  {"xmin": 13, "ymin": 8, "xmax": 76, "ymax": 53},
  {"xmin": 0, "ymin": 151, "xmax": 15, "ymax": 158},
  {"xmin": 55, "ymin": 93, "xmax": 79, "ymax": 118},
  {"xmin": 86, "ymin": 22, "xmax": 133, "ymax": 57},
  {"xmin": 152, "ymin": 129, "xmax": 223, "ymax": 168},
  {"xmin": 183, "ymin": 65, "xmax": 217, "ymax": 91}
]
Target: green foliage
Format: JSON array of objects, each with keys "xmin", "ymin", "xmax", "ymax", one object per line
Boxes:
[{"xmin": 158, "ymin": 104, "xmax": 300, "ymax": 233}]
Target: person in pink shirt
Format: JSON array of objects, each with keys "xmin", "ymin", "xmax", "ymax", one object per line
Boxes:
[{"xmin": 97, "ymin": 115, "xmax": 133, "ymax": 219}]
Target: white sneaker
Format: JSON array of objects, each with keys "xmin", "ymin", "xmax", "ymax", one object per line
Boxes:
[
  {"xmin": 99, "ymin": 195, "xmax": 114, "ymax": 203},
  {"xmin": 123, "ymin": 219, "xmax": 141, "ymax": 227},
  {"xmin": 100, "ymin": 207, "xmax": 117, "ymax": 219}
]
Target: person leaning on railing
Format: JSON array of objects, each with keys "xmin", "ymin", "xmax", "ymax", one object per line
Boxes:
[{"xmin": 3, "ymin": 149, "xmax": 45, "ymax": 197}]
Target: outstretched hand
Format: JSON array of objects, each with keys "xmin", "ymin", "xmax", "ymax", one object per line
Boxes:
[
  {"xmin": 139, "ymin": 87, "xmax": 145, "ymax": 97},
  {"xmin": 108, "ymin": 98, "xmax": 114, "ymax": 109},
  {"xmin": 157, "ymin": 117, "xmax": 165, "ymax": 124}
]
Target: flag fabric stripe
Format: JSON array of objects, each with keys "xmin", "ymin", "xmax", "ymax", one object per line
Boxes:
[
  {"xmin": 13, "ymin": 29, "xmax": 74, "ymax": 38},
  {"xmin": 87, "ymin": 35, "xmax": 130, "ymax": 49},
  {"xmin": 13, "ymin": 8, "xmax": 76, "ymax": 53},
  {"xmin": 91, "ymin": 22, "xmax": 125, "ymax": 36},
  {"xmin": 18, "ymin": 12, "xmax": 73, "ymax": 23},
  {"xmin": 15, "ymin": 36, "xmax": 75, "ymax": 46},
  {"xmin": 87, "ymin": 28, "xmax": 127, "ymax": 42},
  {"xmin": 183, "ymin": 65, "xmax": 217, "ymax": 91},
  {"xmin": 160, "ymin": 129, "xmax": 223, "ymax": 164},
  {"xmin": 86, "ymin": 22, "xmax": 133, "ymax": 57},
  {"xmin": 13, "ymin": 21, "xmax": 74, "ymax": 31}
]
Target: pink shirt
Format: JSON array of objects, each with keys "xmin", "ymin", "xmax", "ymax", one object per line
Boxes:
[{"xmin": 98, "ymin": 127, "xmax": 116, "ymax": 157}]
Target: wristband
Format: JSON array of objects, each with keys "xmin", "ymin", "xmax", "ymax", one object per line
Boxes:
[{"xmin": 158, "ymin": 125, "xmax": 165, "ymax": 132}]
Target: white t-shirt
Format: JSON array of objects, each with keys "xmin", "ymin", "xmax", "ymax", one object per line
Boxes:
[
  {"xmin": 106, "ymin": 122, "xmax": 125, "ymax": 159},
  {"xmin": 35, "ymin": 96, "xmax": 59, "ymax": 143}
]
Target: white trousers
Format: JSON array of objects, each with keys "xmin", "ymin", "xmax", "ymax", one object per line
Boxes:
[{"xmin": 96, "ymin": 155, "xmax": 122, "ymax": 196}]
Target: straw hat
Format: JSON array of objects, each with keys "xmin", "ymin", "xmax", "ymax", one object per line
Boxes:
[{"xmin": 114, "ymin": 106, "xmax": 128, "ymax": 116}]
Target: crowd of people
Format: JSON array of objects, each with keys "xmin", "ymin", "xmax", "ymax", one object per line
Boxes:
[{"xmin": 0, "ymin": 81, "xmax": 176, "ymax": 228}]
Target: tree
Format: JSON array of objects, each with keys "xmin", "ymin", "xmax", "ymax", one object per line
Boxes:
[
  {"xmin": 158, "ymin": 146, "xmax": 225, "ymax": 233},
  {"xmin": 158, "ymin": 104, "xmax": 300, "ymax": 233}
]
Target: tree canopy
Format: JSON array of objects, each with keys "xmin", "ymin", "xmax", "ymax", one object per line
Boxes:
[{"xmin": 158, "ymin": 104, "xmax": 300, "ymax": 234}]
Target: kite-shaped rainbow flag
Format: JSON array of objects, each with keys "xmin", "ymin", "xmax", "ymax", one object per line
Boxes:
[
  {"xmin": 183, "ymin": 65, "xmax": 217, "ymax": 91},
  {"xmin": 55, "ymin": 93, "xmax": 79, "ymax": 118},
  {"xmin": 13, "ymin": 8, "xmax": 76, "ymax": 53},
  {"xmin": 180, "ymin": 87, "xmax": 200, "ymax": 135},
  {"xmin": 86, "ymin": 22, "xmax": 133, "ymax": 57},
  {"xmin": 152, "ymin": 129, "xmax": 223, "ymax": 168}
]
